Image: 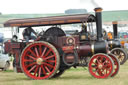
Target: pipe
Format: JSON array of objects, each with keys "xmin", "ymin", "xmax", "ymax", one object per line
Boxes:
[
  {"xmin": 94, "ymin": 7, "xmax": 103, "ymax": 41},
  {"xmin": 112, "ymin": 21, "xmax": 118, "ymax": 39}
]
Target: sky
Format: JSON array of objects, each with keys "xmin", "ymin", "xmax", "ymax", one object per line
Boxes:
[{"xmin": 0, "ymin": 0, "xmax": 128, "ymax": 14}]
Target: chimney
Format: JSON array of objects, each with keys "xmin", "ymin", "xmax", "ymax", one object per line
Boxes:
[
  {"xmin": 94, "ymin": 7, "xmax": 103, "ymax": 41},
  {"xmin": 112, "ymin": 21, "xmax": 118, "ymax": 39}
]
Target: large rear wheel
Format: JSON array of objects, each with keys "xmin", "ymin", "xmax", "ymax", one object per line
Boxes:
[
  {"xmin": 88, "ymin": 53, "xmax": 114, "ymax": 78},
  {"xmin": 20, "ymin": 41, "xmax": 60, "ymax": 80}
]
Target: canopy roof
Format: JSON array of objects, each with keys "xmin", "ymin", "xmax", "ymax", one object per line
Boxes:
[{"xmin": 4, "ymin": 14, "xmax": 95, "ymax": 27}]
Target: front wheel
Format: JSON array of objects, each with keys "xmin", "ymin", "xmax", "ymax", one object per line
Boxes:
[
  {"xmin": 20, "ymin": 41, "xmax": 60, "ymax": 80},
  {"xmin": 88, "ymin": 53, "xmax": 114, "ymax": 79},
  {"xmin": 108, "ymin": 53, "xmax": 120, "ymax": 77},
  {"xmin": 111, "ymin": 48, "xmax": 127, "ymax": 65}
]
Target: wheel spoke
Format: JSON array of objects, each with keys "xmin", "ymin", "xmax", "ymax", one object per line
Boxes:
[
  {"xmin": 35, "ymin": 47, "xmax": 40, "ymax": 58},
  {"xmin": 104, "ymin": 63, "xmax": 110, "ymax": 68},
  {"xmin": 38, "ymin": 67, "xmax": 41, "ymax": 77},
  {"xmin": 118, "ymin": 50, "xmax": 121, "ymax": 54},
  {"xmin": 96, "ymin": 59, "xmax": 100, "ymax": 64},
  {"xmin": 45, "ymin": 66, "xmax": 51, "ymax": 73},
  {"xmin": 44, "ymin": 55, "xmax": 55, "ymax": 60},
  {"xmin": 41, "ymin": 47, "xmax": 47, "ymax": 58},
  {"xmin": 100, "ymin": 56, "xmax": 103, "ymax": 62},
  {"xmin": 24, "ymin": 59, "xmax": 34, "ymax": 62},
  {"xmin": 102, "ymin": 59, "xmax": 107, "ymax": 65},
  {"xmin": 116, "ymin": 50, "xmax": 119, "ymax": 55},
  {"xmin": 27, "ymin": 54, "xmax": 36, "ymax": 60},
  {"xmin": 94, "ymin": 69, "xmax": 98, "ymax": 73},
  {"xmin": 41, "ymin": 65, "xmax": 46, "ymax": 75},
  {"xmin": 28, "ymin": 65, "xmax": 36, "ymax": 72},
  {"xmin": 101, "ymin": 68, "xmax": 106, "ymax": 74},
  {"xmin": 34, "ymin": 65, "xmax": 39, "ymax": 76},
  {"xmin": 46, "ymin": 60, "xmax": 55, "ymax": 63},
  {"xmin": 98, "ymin": 70, "xmax": 104, "ymax": 76},
  {"xmin": 114, "ymin": 51, "xmax": 117, "ymax": 55},
  {"xmin": 26, "ymin": 62, "xmax": 37, "ymax": 68},
  {"xmin": 43, "ymin": 62, "xmax": 54, "ymax": 68},
  {"xmin": 29, "ymin": 49, "xmax": 37, "ymax": 58},
  {"xmin": 44, "ymin": 49, "xmax": 51, "ymax": 57}
]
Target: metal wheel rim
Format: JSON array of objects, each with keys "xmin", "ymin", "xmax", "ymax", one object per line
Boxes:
[
  {"xmin": 108, "ymin": 53, "xmax": 120, "ymax": 77},
  {"xmin": 88, "ymin": 53, "xmax": 114, "ymax": 78},
  {"xmin": 111, "ymin": 48, "xmax": 127, "ymax": 65},
  {"xmin": 20, "ymin": 41, "xmax": 60, "ymax": 80},
  {"xmin": 113, "ymin": 50, "xmax": 124, "ymax": 62}
]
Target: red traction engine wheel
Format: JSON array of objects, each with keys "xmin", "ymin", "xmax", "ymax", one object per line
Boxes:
[
  {"xmin": 88, "ymin": 53, "xmax": 114, "ymax": 78},
  {"xmin": 20, "ymin": 41, "xmax": 60, "ymax": 80},
  {"xmin": 108, "ymin": 53, "xmax": 120, "ymax": 77}
]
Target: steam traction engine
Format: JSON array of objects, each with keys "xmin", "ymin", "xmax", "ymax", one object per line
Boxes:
[
  {"xmin": 107, "ymin": 21, "xmax": 127, "ymax": 65},
  {"xmin": 4, "ymin": 8, "xmax": 120, "ymax": 80}
]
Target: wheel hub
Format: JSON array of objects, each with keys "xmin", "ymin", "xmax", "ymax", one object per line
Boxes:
[
  {"xmin": 98, "ymin": 64, "xmax": 103, "ymax": 69},
  {"xmin": 36, "ymin": 58, "xmax": 43, "ymax": 65}
]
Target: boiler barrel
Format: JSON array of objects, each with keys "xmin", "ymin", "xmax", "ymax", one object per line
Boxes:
[
  {"xmin": 94, "ymin": 41, "xmax": 108, "ymax": 54},
  {"xmin": 77, "ymin": 41, "xmax": 108, "ymax": 56},
  {"xmin": 78, "ymin": 43, "xmax": 92, "ymax": 56},
  {"xmin": 108, "ymin": 40, "xmax": 121, "ymax": 50}
]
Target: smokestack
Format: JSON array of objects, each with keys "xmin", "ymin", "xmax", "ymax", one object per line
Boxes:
[
  {"xmin": 94, "ymin": 7, "xmax": 103, "ymax": 41},
  {"xmin": 112, "ymin": 21, "xmax": 118, "ymax": 39}
]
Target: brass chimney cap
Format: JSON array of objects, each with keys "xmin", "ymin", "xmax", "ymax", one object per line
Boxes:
[
  {"xmin": 112, "ymin": 21, "xmax": 118, "ymax": 24},
  {"xmin": 94, "ymin": 7, "xmax": 103, "ymax": 12}
]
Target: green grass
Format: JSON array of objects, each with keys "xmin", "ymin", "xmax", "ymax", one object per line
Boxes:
[{"xmin": 0, "ymin": 61, "xmax": 128, "ymax": 85}]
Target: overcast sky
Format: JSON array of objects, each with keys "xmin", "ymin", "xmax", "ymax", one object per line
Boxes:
[{"xmin": 0, "ymin": 0, "xmax": 128, "ymax": 14}]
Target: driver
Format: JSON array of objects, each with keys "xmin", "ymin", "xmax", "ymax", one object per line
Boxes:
[
  {"xmin": 79, "ymin": 23, "xmax": 90, "ymax": 40},
  {"xmin": 22, "ymin": 27, "xmax": 37, "ymax": 42}
]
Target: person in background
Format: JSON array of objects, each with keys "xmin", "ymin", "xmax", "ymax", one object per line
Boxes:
[
  {"xmin": 124, "ymin": 41, "xmax": 128, "ymax": 54},
  {"xmin": 107, "ymin": 32, "xmax": 113, "ymax": 40},
  {"xmin": 11, "ymin": 35, "xmax": 18, "ymax": 42},
  {"xmin": 102, "ymin": 29, "xmax": 108, "ymax": 40},
  {"xmin": 124, "ymin": 41, "xmax": 128, "ymax": 49},
  {"xmin": 22, "ymin": 27, "xmax": 37, "ymax": 42}
]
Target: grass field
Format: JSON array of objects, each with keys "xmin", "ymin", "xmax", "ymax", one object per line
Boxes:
[{"xmin": 0, "ymin": 61, "xmax": 128, "ymax": 85}]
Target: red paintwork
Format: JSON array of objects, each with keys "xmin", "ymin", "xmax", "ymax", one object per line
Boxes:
[
  {"xmin": 4, "ymin": 41, "xmax": 27, "ymax": 72},
  {"xmin": 4, "ymin": 42, "xmax": 12, "ymax": 54},
  {"xmin": 3, "ymin": 8, "xmax": 118, "ymax": 79},
  {"xmin": 21, "ymin": 42, "xmax": 58, "ymax": 79},
  {"xmin": 62, "ymin": 46, "xmax": 74, "ymax": 53},
  {"xmin": 78, "ymin": 43, "xmax": 92, "ymax": 56},
  {"xmin": 5, "ymin": 35, "xmax": 92, "ymax": 73},
  {"xmin": 108, "ymin": 54, "xmax": 120, "ymax": 77},
  {"xmin": 88, "ymin": 54, "xmax": 113, "ymax": 78}
]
